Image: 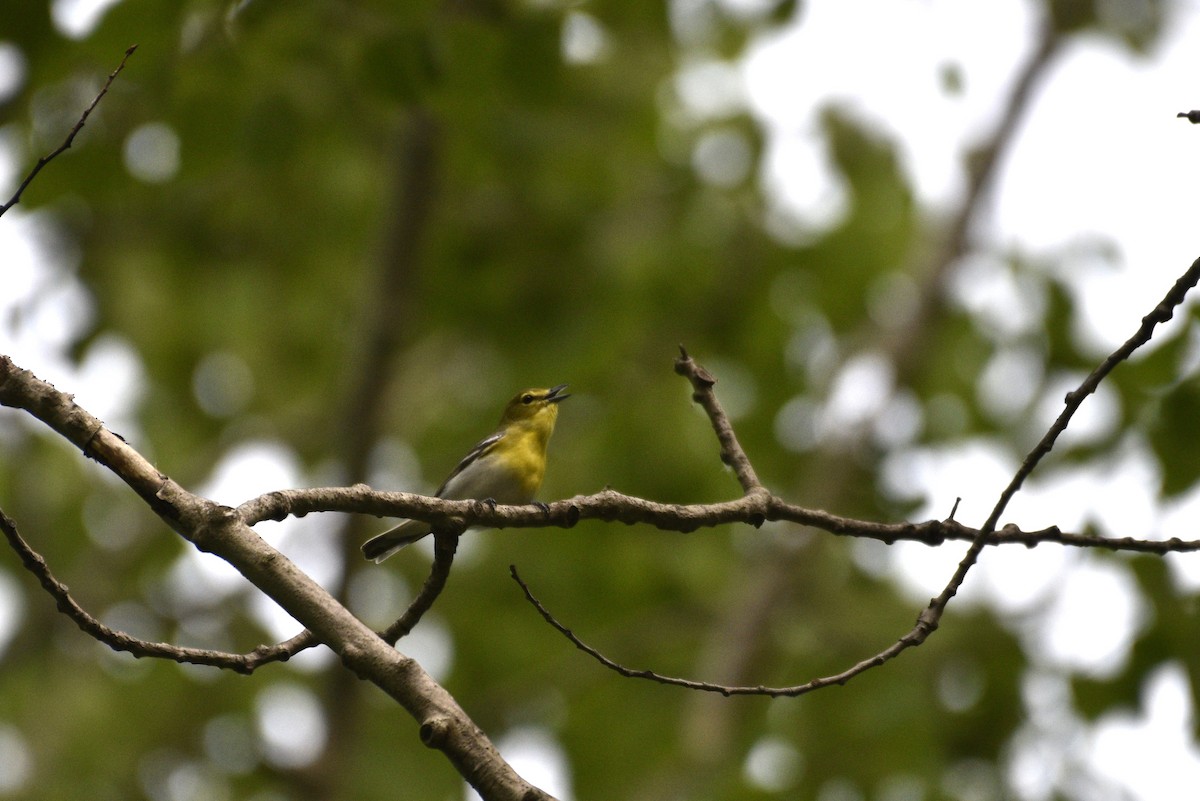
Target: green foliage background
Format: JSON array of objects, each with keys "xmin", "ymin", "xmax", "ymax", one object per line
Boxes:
[{"xmin": 1, "ymin": 1, "xmax": 1197, "ymax": 800}]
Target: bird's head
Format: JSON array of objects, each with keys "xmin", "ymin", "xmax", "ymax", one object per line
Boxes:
[{"xmin": 500, "ymin": 384, "xmax": 570, "ymax": 429}]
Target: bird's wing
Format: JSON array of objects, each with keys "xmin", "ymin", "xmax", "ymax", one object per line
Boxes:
[{"xmin": 434, "ymin": 431, "xmax": 505, "ymax": 497}]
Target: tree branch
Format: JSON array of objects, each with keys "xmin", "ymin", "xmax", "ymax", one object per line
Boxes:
[
  {"xmin": 233, "ymin": 483, "xmax": 1200, "ymax": 555},
  {"xmin": 984, "ymin": 254, "xmax": 1200, "ymax": 533},
  {"xmin": 508, "ymin": 252, "xmax": 1200, "ymax": 697},
  {"xmin": 912, "ymin": 253, "xmax": 1200, "ymax": 643},
  {"xmin": 675, "ymin": 345, "xmax": 765, "ymax": 494},
  {"xmin": 0, "ymin": 45, "xmax": 137, "ymax": 219},
  {"xmin": 382, "ymin": 528, "xmax": 458, "ymax": 644},
  {"xmin": 4, "ymin": 248, "xmax": 1197, "ymax": 713},
  {"xmin": 511, "ymin": 564, "xmax": 880, "ymax": 698},
  {"xmin": 796, "ymin": 250, "xmax": 1200, "ymax": 687},
  {"xmin": 0, "ymin": 505, "xmax": 266, "ymax": 671},
  {"xmin": 238, "ymin": 535, "xmax": 458, "ymax": 672},
  {"xmin": 0, "ymin": 354, "xmax": 555, "ymax": 801}
]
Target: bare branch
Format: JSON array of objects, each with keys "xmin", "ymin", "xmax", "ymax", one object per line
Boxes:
[
  {"xmin": 894, "ymin": 253, "xmax": 1200, "ymax": 679},
  {"xmin": 241, "ymin": 629, "xmax": 321, "ymax": 670},
  {"xmin": 235, "ymin": 483, "xmax": 1200, "ymax": 556},
  {"xmin": 985, "ymin": 254, "xmax": 1200, "ymax": 533},
  {"xmin": 0, "ymin": 360, "xmax": 460, "ymax": 674},
  {"xmin": 0, "ymin": 354, "xmax": 183, "ymax": 523},
  {"xmin": 0, "ymin": 505, "xmax": 263, "ymax": 672},
  {"xmin": 512, "ymin": 525, "xmax": 1200, "ymax": 698},
  {"xmin": 382, "ymin": 529, "xmax": 458, "ymax": 644},
  {"xmin": 220, "ymin": 531, "xmax": 457, "ymax": 671},
  {"xmin": 0, "ymin": 482, "xmax": 454, "ymax": 675},
  {"xmin": 241, "ymin": 531, "xmax": 458, "ymax": 670},
  {"xmin": 675, "ymin": 345, "xmax": 765, "ymax": 494},
  {"xmin": 0, "ymin": 45, "xmax": 137, "ymax": 219},
  {"xmin": 0, "ymin": 354, "xmax": 557, "ymax": 801},
  {"xmin": 511, "ymin": 564, "xmax": 922, "ymax": 698},
  {"xmin": 510, "ymin": 254, "xmax": 1200, "ymax": 698}
]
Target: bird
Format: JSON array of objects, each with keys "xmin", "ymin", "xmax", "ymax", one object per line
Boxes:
[{"xmin": 362, "ymin": 384, "xmax": 569, "ymax": 562}]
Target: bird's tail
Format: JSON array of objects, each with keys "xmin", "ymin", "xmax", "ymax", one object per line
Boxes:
[{"xmin": 361, "ymin": 519, "xmax": 431, "ymax": 563}]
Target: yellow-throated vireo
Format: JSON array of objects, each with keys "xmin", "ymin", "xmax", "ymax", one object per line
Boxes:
[{"xmin": 362, "ymin": 384, "xmax": 569, "ymax": 562}]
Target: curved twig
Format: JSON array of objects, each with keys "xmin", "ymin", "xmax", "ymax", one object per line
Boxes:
[
  {"xmin": 0, "ymin": 506, "xmax": 265, "ymax": 673},
  {"xmin": 382, "ymin": 528, "xmax": 458, "ymax": 644},
  {"xmin": 984, "ymin": 255, "xmax": 1200, "ymax": 532},
  {"xmin": 512, "ymin": 565, "xmax": 868, "ymax": 698}
]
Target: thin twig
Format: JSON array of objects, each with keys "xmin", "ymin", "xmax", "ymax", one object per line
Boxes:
[
  {"xmin": 239, "ymin": 532, "xmax": 458, "ymax": 669},
  {"xmin": 986, "ymin": 255, "xmax": 1200, "ymax": 532},
  {"xmin": 0, "ymin": 505, "xmax": 264, "ymax": 673},
  {"xmin": 512, "ymin": 565, "xmax": 873, "ymax": 698},
  {"xmin": 852, "ymin": 253, "xmax": 1200, "ymax": 685},
  {"xmin": 0, "ymin": 467, "xmax": 454, "ymax": 674},
  {"xmin": 674, "ymin": 345, "xmax": 765, "ymax": 494},
  {"xmin": 222, "ymin": 530, "xmax": 458, "ymax": 670},
  {"xmin": 921, "ymin": 254, "xmax": 1200, "ymax": 631},
  {"xmin": 0, "ymin": 45, "xmax": 137, "ymax": 218},
  {"xmin": 382, "ymin": 528, "xmax": 458, "ymax": 643}
]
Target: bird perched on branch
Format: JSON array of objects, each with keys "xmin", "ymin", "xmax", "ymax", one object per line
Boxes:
[{"xmin": 362, "ymin": 384, "xmax": 570, "ymax": 562}]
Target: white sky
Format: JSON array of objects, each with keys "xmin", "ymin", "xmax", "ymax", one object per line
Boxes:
[{"xmin": 4, "ymin": 1, "xmax": 1200, "ymax": 799}]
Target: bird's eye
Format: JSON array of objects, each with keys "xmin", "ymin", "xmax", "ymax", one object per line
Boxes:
[{"xmin": 522, "ymin": 394, "xmax": 534, "ymax": 404}]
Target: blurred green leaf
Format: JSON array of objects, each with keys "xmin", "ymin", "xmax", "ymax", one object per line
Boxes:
[{"xmin": 1145, "ymin": 376, "xmax": 1200, "ymax": 497}]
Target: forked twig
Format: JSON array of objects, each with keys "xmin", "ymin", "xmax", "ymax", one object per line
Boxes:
[
  {"xmin": 1, "ymin": 499, "xmax": 456, "ymax": 674},
  {"xmin": 239, "ymin": 529, "xmax": 458, "ymax": 668},
  {"xmin": 209, "ymin": 528, "xmax": 456, "ymax": 670},
  {"xmin": 514, "ymin": 258, "xmax": 1200, "ymax": 695},
  {"xmin": 922, "ymin": 254, "xmax": 1200, "ymax": 630}
]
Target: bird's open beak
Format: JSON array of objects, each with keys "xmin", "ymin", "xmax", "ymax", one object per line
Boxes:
[{"xmin": 546, "ymin": 383, "xmax": 570, "ymax": 403}]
